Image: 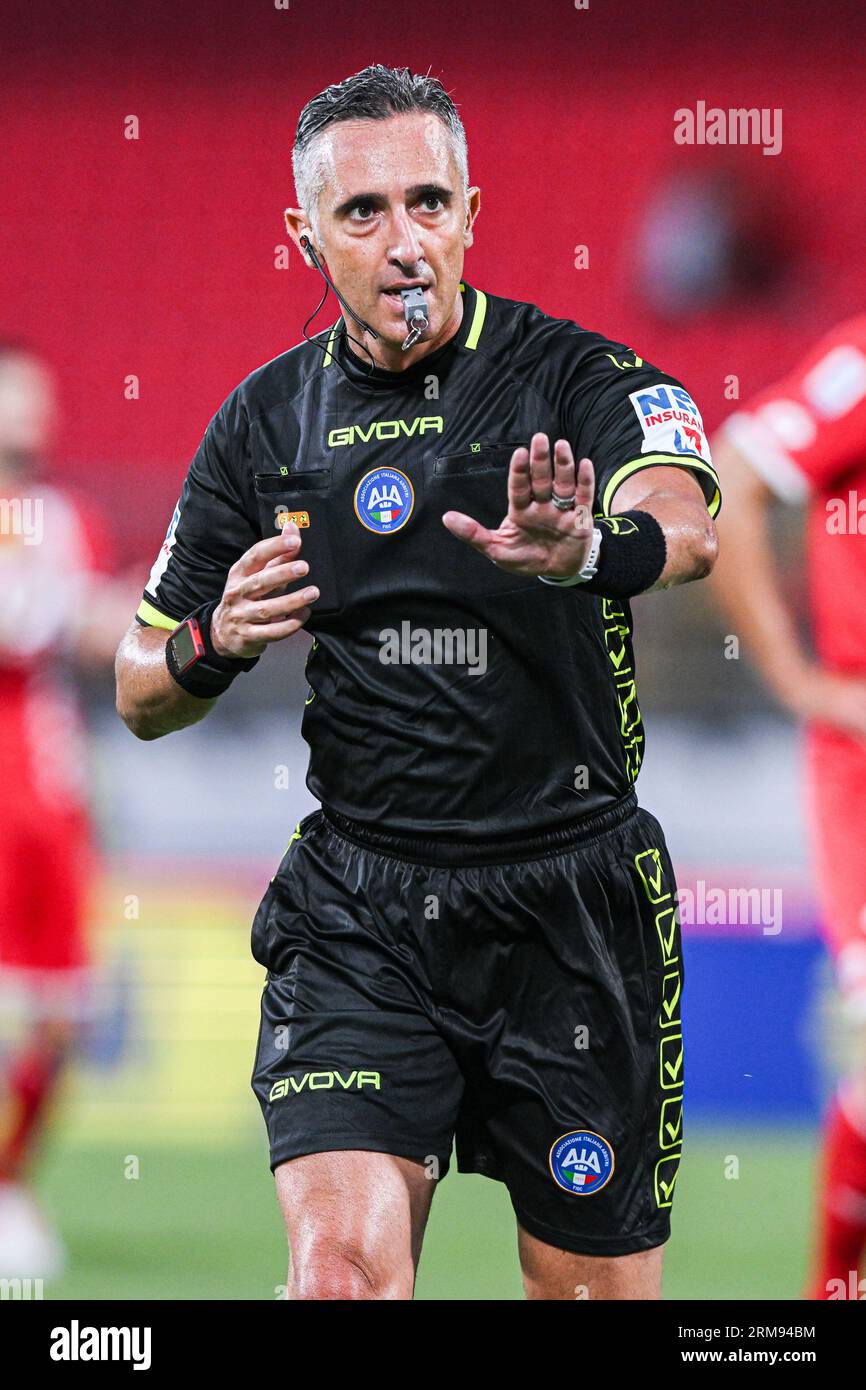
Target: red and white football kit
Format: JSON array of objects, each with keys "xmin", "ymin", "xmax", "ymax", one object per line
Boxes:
[
  {"xmin": 722, "ymin": 317, "xmax": 866, "ymax": 998},
  {"xmin": 0, "ymin": 484, "xmax": 106, "ymax": 1018},
  {"xmin": 722, "ymin": 316, "xmax": 866, "ymax": 1296}
]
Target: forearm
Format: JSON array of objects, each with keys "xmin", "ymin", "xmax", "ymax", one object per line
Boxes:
[
  {"xmin": 709, "ymin": 492, "xmax": 810, "ymax": 706},
  {"xmin": 608, "ymin": 466, "xmax": 719, "ymax": 592},
  {"xmin": 115, "ymin": 621, "xmax": 218, "ymax": 740},
  {"xmin": 626, "ymin": 492, "xmax": 719, "ymax": 590},
  {"xmin": 706, "ymin": 435, "xmax": 813, "ymax": 708}
]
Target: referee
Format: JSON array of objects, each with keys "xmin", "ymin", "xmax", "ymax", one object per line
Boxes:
[{"xmin": 116, "ymin": 65, "xmax": 721, "ymax": 1300}]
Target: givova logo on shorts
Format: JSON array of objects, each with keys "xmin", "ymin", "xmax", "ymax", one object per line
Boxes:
[{"xmin": 268, "ymin": 1070, "xmax": 381, "ymax": 1103}]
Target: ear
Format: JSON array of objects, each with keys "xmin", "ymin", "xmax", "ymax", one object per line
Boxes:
[
  {"xmin": 285, "ymin": 208, "xmax": 318, "ymax": 268},
  {"xmin": 463, "ymin": 186, "xmax": 481, "ymax": 250}
]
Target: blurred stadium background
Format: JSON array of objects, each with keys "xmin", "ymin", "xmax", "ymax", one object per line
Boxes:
[{"xmin": 2, "ymin": 0, "xmax": 864, "ymax": 1298}]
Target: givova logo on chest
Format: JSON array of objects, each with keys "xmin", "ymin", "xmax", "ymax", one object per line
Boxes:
[{"xmin": 328, "ymin": 416, "xmax": 443, "ymax": 447}]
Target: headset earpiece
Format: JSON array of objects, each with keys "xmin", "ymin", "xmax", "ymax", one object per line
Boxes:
[{"xmin": 299, "ymin": 234, "xmax": 319, "ymax": 268}]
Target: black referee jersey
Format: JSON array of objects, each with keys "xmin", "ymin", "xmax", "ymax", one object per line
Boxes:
[{"xmin": 137, "ymin": 281, "xmax": 721, "ymax": 840}]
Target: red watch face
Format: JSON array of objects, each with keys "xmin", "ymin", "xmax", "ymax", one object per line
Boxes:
[{"xmin": 171, "ymin": 618, "xmax": 206, "ymax": 673}]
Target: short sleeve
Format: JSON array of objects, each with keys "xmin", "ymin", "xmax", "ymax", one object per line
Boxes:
[
  {"xmin": 136, "ymin": 395, "xmax": 259, "ymax": 629},
  {"xmin": 562, "ymin": 339, "xmax": 722, "ymax": 519},
  {"xmin": 719, "ymin": 317, "xmax": 866, "ymax": 500}
]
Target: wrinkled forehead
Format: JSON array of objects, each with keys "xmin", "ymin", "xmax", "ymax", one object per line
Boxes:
[{"xmin": 313, "ymin": 112, "xmax": 460, "ymax": 208}]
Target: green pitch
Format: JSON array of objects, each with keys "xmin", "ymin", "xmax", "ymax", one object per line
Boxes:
[{"xmin": 34, "ymin": 1128, "xmax": 815, "ymax": 1300}]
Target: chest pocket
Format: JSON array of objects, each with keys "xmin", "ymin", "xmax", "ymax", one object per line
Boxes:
[
  {"xmin": 253, "ymin": 470, "xmax": 342, "ymax": 616},
  {"xmin": 426, "ymin": 443, "xmax": 540, "ymax": 598}
]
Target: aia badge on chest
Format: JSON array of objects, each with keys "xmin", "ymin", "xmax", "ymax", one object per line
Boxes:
[
  {"xmin": 354, "ymin": 467, "xmax": 415, "ymax": 535},
  {"xmin": 549, "ymin": 1130, "xmax": 615, "ymax": 1196}
]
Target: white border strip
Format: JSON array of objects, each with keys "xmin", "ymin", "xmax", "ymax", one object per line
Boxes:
[{"xmin": 721, "ymin": 411, "xmax": 811, "ymax": 503}]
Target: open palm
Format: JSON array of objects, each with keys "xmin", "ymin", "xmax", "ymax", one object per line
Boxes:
[{"xmin": 442, "ymin": 433, "xmax": 596, "ymax": 578}]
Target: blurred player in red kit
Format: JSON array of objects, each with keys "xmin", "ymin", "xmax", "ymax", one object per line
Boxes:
[
  {"xmin": 0, "ymin": 343, "xmax": 133, "ymax": 1277},
  {"xmin": 711, "ymin": 317, "xmax": 866, "ymax": 1299}
]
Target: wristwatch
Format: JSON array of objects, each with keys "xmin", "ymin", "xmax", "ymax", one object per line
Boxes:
[
  {"xmin": 538, "ymin": 526, "xmax": 603, "ymax": 587},
  {"xmin": 165, "ymin": 611, "xmax": 208, "ymax": 677},
  {"xmin": 165, "ymin": 601, "xmax": 259, "ymax": 696}
]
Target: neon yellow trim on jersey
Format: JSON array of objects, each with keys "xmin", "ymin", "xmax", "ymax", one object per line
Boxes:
[
  {"xmin": 321, "ymin": 321, "xmax": 340, "ymax": 368},
  {"xmin": 601, "ymin": 454, "xmax": 721, "ymax": 519},
  {"xmin": 464, "ymin": 288, "xmax": 487, "ymax": 351},
  {"xmin": 136, "ymin": 599, "xmax": 178, "ymax": 630},
  {"xmin": 320, "ymin": 285, "xmax": 481, "ymax": 360}
]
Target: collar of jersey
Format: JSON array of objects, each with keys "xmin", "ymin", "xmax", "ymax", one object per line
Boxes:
[{"xmin": 328, "ymin": 281, "xmax": 485, "ymax": 392}]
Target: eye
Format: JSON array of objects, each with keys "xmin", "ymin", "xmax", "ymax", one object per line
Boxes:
[
  {"xmin": 420, "ymin": 194, "xmax": 443, "ymax": 212},
  {"xmin": 348, "ymin": 201, "xmax": 376, "ymax": 222}
]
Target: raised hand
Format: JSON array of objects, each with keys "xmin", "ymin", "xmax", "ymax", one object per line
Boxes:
[
  {"xmin": 211, "ymin": 521, "xmax": 319, "ymax": 658},
  {"xmin": 441, "ymin": 434, "xmax": 596, "ymax": 578}
]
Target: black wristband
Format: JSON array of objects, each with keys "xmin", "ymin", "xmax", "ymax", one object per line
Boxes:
[
  {"xmin": 578, "ymin": 510, "xmax": 667, "ymax": 598},
  {"xmin": 165, "ymin": 600, "xmax": 260, "ymax": 699}
]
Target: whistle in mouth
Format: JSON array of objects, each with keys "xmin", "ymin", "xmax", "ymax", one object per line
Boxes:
[{"xmin": 400, "ymin": 286, "xmax": 430, "ymax": 350}]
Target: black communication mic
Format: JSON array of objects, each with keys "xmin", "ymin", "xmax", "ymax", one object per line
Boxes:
[
  {"xmin": 298, "ymin": 234, "xmax": 431, "ymax": 369},
  {"xmin": 299, "ymin": 235, "xmax": 380, "ymax": 341}
]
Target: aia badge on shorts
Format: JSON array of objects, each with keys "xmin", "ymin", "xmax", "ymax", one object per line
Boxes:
[
  {"xmin": 549, "ymin": 1130, "xmax": 615, "ymax": 1196},
  {"xmin": 354, "ymin": 467, "xmax": 414, "ymax": 534}
]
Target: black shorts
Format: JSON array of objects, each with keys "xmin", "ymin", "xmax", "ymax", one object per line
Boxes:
[{"xmin": 250, "ymin": 794, "xmax": 684, "ymax": 1257}]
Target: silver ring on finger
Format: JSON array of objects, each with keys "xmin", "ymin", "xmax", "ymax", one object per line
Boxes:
[{"xmin": 551, "ymin": 491, "xmax": 577, "ymax": 511}]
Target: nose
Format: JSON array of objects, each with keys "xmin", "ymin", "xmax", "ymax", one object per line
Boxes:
[{"xmin": 387, "ymin": 206, "xmax": 424, "ymax": 269}]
